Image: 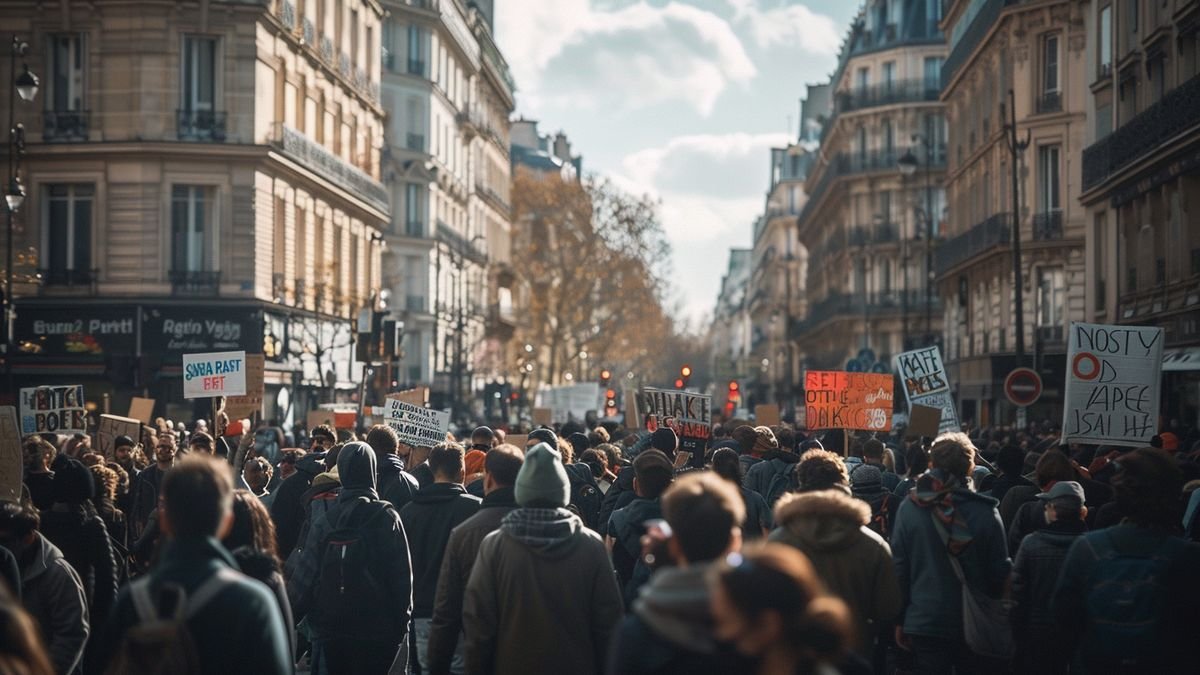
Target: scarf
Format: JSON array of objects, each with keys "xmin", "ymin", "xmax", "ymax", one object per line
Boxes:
[
  {"xmin": 910, "ymin": 468, "xmax": 973, "ymax": 554},
  {"xmin": 500, "ymin": 507, "xmax": 581, "ymax": 550}
]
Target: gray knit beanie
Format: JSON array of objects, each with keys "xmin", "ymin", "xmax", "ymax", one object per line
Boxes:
[{"xmin": 515, "ymin": 442, "xmax": 571, "ymax": 508}]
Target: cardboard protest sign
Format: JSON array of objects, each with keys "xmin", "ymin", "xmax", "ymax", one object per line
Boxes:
[
  {"xmin": 907, "ymin": 404, "xmax": 942, "ymax": 439},
  {"xmin": 224, "ymin": 354, "xmax": 265, "ymax": 419},
  {"xmin": 532, "ymin": 408, "xmax": 553, "ymax": 426},
  {"xmin": 333, "ymin": 412, "xmax": 357, "ymax": 430},
  {"xmin": 19, "ymin": 385, "xmax": 87, "ymax": 435},
  {"xmin": 128, "ymin": 397, "xmax": 156, "ymax": 425},
  {"xmin": 537, "ymin": 384, "xmax": 602, "ymax": 424},
  {"xmin": 383, "ymin": 399, "xmax": 451, "ymax": 448},
  {"xmin": 893, "ymin": 346, "xmax": 959, "ymax": 434},
  {"xmin": 755, "ymin": 404, "xmax": 781, "ymax": 426},
  {"xmin": 506, "ymin": 434, "xmax": 528, "ymax": 449},
  {"xmin": 182, "ymin": 351, "xmax": 247, "ymax": 398},
  {"xmin": 803, "ymin": 371, "xmax": 894, "ymax": 432},
  {"xmin": 1063, "ymin": 322, "xmax": 1164, "ymax": 447},
  {"xmin": 0, "ymin": 407, "xmax": 21, "ymax": 502},
  {"xmin": 386, "ymin": 387, "xmax": 429, "ymax": 407},
  {"xmin": 98, "ymin": 414, "xmax": 142, "ymax": 460},
  {"xmin": 639, "ymin": 388, "xmax": 712, "ymax": 462}
]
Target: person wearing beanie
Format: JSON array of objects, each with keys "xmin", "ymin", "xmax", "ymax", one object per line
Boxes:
[
  {"xmin": 464, "ymin": 443, "xmax": 622, "ymax": 675},
  {"xmin": 744, "ymin": 427, "xmax": 800, "ymax": 506},
  {"xmin": 529, "ymin": 428, "xmax": 558, "ymax": 447},
  {"xmin": 650, "ymin": 427, "xmax": 679, "ymax": 456},
  {"xmin": 849, "ymin": 463, "xmax": 902, "ymax": 540}
]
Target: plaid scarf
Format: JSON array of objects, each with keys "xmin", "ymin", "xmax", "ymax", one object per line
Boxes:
[
  {"xmin": 910, "ymin": 468, "xmax": 974, "ymax": 555},
  {"xmin": 501, "ymin": 507, "xmax": 581, "ymax": 550}
]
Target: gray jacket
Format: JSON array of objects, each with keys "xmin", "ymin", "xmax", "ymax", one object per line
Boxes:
[{"xmin": 20, "ymin": 533, "xmax": 89, "ymax": 675}]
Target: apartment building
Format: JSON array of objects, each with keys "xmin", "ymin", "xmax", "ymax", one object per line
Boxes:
[
  {"xmin": 1080, "ymin": 0, "xmax": 1200, "ymax": 426},
  {"xmin": 378, "ymin": 0, "xmax": 515, "ymax": 416},
  {"xmin": 794, "ymin": 0, "xmax": 948, "ymax": 376},
  {"xmin": 938, "ymin": 0, "xmax": 1088, "ymax": 426},
  {"xmin": 3, "ymin": 0, "xmax": 388, "ymax": 422},
  {"xmin": 711, "ymin": 248, "xmax": 753, "ymax": 414}
]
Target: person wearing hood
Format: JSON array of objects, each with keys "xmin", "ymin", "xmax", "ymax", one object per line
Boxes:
[
  {"xmin": 366, "ymin": 425, "xmax": 420, "ymax": 511},
  {"xmin": 399, "ymin": 442, "xmax": 482, "ymax": 673},
  {"xmin": 849, "ymin": 463, "xmax": 903, "ymax": 540},
  {"xmin": 891, "ymin": 432, "xmax": 1011, "ymax": 672},
  {"xmin": 289, "ymin": 441, "xmax": 414, "ymax": 675},
  {"xmin": 270, "ymin": 426, "xmax": 335, "ymax": 558},
  {"xmin": 0, "ymin": 500, "xmax": 89, "ymax": 675},
  {"xmin": 771, "ymin": 449, "xmax": 901, "ymax": 663},
  {"xmin": 283, "ymin": 444, "xmax": 344, "ymax": 578},
  {"xmin": 428, "ymin": 445, "xmax": 525, "ymax": 675},
  {"xmin": 463, "ymin": 443, "xmax": 622, "ymax": 675},
  {"xmin": 607, "ymin": 472, "xmax": 756, "ymax": 675},
  {"xmin": 744, "ymin": 427, "xmax": 800, "ymax": 506}
]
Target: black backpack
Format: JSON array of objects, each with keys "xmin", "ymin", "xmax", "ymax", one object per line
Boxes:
[
  {"xmin": 566, "ymin": 464, "xmax": 602, "ymax": 530},
  {"xmin": 309, "ymin": 498, "xmax": 398, "ymax": 637},
  {"xmin": 764, "ymin": 461, "xmax": 796, "ymax": 507}
]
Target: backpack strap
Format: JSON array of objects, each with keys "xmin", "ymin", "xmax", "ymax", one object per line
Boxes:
[
  {"xmin": 928, "ymin": 508, "xmax": 969, "ymax": 586},
  {"xmin": 184, "ymin": 568, "xmax": 242, "ymax": 618},
  {"xmin": 129, "ymin": 577, "xmax": 161, "ymax": 623}
]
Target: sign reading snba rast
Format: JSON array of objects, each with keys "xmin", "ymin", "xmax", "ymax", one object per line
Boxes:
[{"xmin": 182, "ymin": 351, "xmax": 248, "ymax": 399}]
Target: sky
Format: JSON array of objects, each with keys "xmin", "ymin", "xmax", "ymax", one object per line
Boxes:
[{"xmin": 495, "ymin": 0, "xmax": 861, "ymax": 327}]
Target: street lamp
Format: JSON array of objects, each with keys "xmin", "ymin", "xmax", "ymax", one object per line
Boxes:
[
  {"xmin": 6, "ymin": 36, "xmax": 38, "ymax": 394},
  {"xmin": 1001, "ymin": 89, "xmax": 1031, "ymax": 364},
  {"xmin": 897, "ymin": 133, "xmax": 937, "ymax": 349}
]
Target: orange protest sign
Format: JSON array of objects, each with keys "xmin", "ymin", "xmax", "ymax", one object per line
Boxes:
[{"xmin": 803, "ymin": 370, "xmax": 894, "ymax": 432}]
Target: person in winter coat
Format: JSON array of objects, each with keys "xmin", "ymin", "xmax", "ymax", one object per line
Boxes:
[
  {"xmin": 399, "ymin": 442, "xmax": 482, "ymax": 672},
  {"xmin": 270, "ymin": 440, "xmax": 333, "ymax": 558},
  {"xmin": 891, "ymin": 433, "xmax": 1011, "ymax": 673},
  {"xmin": 428, "ymin": 445, "xmax": 525, "ymax": 675},
  {"xmin": 283, "ymin": 446, "xmax": 343, "ymax": 578},
  {"xmin": 1010, "ymin": 481, "xmax": 1087, "ymax": 675},
  {"xmin": 598, "ymin": 428, "xmax": 678, "ymax": 536},
  {"xmin": 861, "ymin": 439, "xmax": 902, "ymax": 492},
  {"xmin": 730, "ymin": 425, "xmax": 763, "ymax": 479},
  {"xmin": 607, "ymin": 472, "xmax": 756, "ymax": 675},
  {"xmin": 607, "ymin": 450, "xmax": 674, "ymax": 605},
  {"xmin": 288, "ymin": 442, "xmax": 413, "ymax": 675},
  {"xmin": 709, "ymin": 448, "xmax": 771, "ymax": 539},
  {"xmin": 366, "ymin": 425, "xmax": 420, "ymax": 511},
  {"xmin": 463, "ymin": 443, "xmax": 622, "ymax": 675},
  {"xmin": 849, "ymin": 464, "xmax": 902, "ymax": 540},
  {"xmin": 95, "ymin": 456, "xmax": 290, "ymax": 675},
  {"xmin": 0, "ymin": 500, "xmax": 89, "ymax": 675},
  {"xmin": 129, "ymin": 433, "xmax": 177, "ymax": 544},
  {"xmin": 985, "ymin": 445, "xmax": 1034, "ymax": 503},
  {"xmin": 224, "ymin": 489, "xmax": 296, "ymax": 662},
  {"xmin": 744, "ymin": 430, "xmax": 800, "ymax": 507},
  {"xmin": 892, "ymin": 442, "xmax": 929, "ymax": 498},
  {"xmin": 22, "ymin": 437, "xmax": 57, "ymax": 511}
]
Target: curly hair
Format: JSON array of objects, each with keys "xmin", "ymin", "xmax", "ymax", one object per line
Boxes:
[
  {"xmin": 796, "ymin": 449, "xmax": 849, "ymax": 491},
  {"xmin": 930, "ymin": 432, "xmax": 976, "ymax": 480},
  {"xmin": 89, "ymin": 464, "xmax": 119, "ymax": 503}
]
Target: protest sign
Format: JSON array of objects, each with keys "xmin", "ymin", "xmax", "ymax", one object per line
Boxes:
[
  {"xmin": 755, "ymin": 404, "xmax": 781, "ymax": 426},
  {"xmin": 98, "ymin": 414, "xmax": 142, "ymax": 459},
  {"xmin": 536, "ymin": 384, "xmax": 602, "ymax": 423},
  {"xmin": 532, "ymin": 408, "xmax": 553, "ymax": 426},
  {"xmin": 506, "ymin": 434, "xmax": 528, "ymax": 449},
  {"xmin": 0, "ymin": 407, "xmax": 20, "ymax": 502},
  {"xmin": 907, "ymin": 404, "xmax": 942, "ymax": 439},
  {"xmin": 182, "ymin": 351, "xmax": 247, "ymax": 399},
  {"xmin": 1062, "ymin": 322, "xmax": 1164, "ymax": 447},
  {"xmin": 19, "ymin": 385, "xmax": 87, "ymax": 435},
  {"xmin": 893, "ymin": 346, "xmax": 959, "ymax": 434},
  {"xmin": 128, "ymin": 397, "xmax": 156, "ymax": 425},
  {"xmin": 334, "ymin": 411, "xmax": 357, "ymax": 430},
  {"xmin": 803, "ymin": 371, "xmax": 894, "ymax": 432},
  {"xmin": 224, "ymin": 354, "xmax": 265, "ymax": 419},
  {"xmin": 306, "ymin": 410, "xmax": 334, "ymax": 432},
  {"xmin": 383, "ymin": 399, "xmax": 451, "ymax": 448},
  {"xmin": 386, "ymin": 387, "xmax": 429, "ymax": 407},
  {"xmin": 639, "ymin": 387, "xmax": 712, "ymax": 462}
]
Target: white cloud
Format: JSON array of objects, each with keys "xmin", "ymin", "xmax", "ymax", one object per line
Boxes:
[
  {"xmin": 727, "ymin": 0, "xmax": 843, "ymax": 54},
  {"xmin": 497, "ymin": 1, "xmax": 755, "ymax": 116},
  {"xmin": 623, "ymin": 132, "xmax": 790, "ymax": 201}
]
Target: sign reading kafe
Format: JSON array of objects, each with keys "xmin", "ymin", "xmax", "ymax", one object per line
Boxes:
[
  {"xmin": 1063, "ymin": 322, "xmax": 1164, "ymax": 447},
  {"xmin": 182, "ymin": 351, "xmax": 248, "ymax": 399},
  {"xmin": 804, "ymin": 370, "xmax": 894, "ymax": 431},
  {"xmin": 639, "ymin": 387, "xmax": 712, "ymax": 460},
  {"xmin": 893, "ymin": 346, "xmax": 959, "ymax": 434},
  {"xmin": 19, "ymin": 385, "xmax": 87, "ymax": 435},
  {"xmin": 383, "ymin": 399, "xmax": 451, "ymax": 448}
]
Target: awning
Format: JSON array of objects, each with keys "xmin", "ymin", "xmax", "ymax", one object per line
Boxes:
[{"xmin": 1163, "ymin": 346, "xmax": 1200, "ymax": 371}]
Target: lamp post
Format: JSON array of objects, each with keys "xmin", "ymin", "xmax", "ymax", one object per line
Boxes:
[
  {"xmin": 898, "ymin": 132, "xmax": 936, "ymax": 348},
  {"xmin": 6, "ymin": 36, "xmax": 38, "ymax": 394},
  {"xmin": 1001, "ymin": 89, "xmax": 1031, "ymax": 364}
]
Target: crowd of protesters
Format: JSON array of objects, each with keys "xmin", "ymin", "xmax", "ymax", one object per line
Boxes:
[{"xmin": 2, "ymin": 408, "xmax": 1199, "ymax": 675}]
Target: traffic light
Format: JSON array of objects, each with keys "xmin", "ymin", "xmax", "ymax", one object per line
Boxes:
[
  {"xmin": 604, "ymin": 388, "xmax": 617, "ymax": 414},
  {"xmin": 674, "ymin": 378, "xmax": 685, "ymax": 389},
  {"xmin": 680, "ymin": 364, "xmax": 692, "ymax": 388},
  {"xmin": 599, "ymin": 369, "xmax": 612, "ymax": 386},
  {"xmin": 727, "ymin": 380, "xmax": 740, "ymax": 401}
]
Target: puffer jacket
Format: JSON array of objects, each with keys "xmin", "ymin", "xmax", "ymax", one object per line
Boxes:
[
  {"xmin": 769, "ymin": 489, "xmax": 901, "ymax": 653},
  {"xmin": 1010, "ymin": 519, "xmax": 1086, "ymax": 632}
]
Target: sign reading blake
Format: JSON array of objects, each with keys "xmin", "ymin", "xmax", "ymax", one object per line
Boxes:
[
  {"xmin": 14, "ymin": 306, "xmax": 137, "ymax": 357},
  {"xmin": 143, "ymin": 307, "xmax": 262, "ymax": 360}
]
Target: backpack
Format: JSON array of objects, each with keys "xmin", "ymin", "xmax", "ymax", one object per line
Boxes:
[
  {"xmin": 310, "ymin": 498, "xmax": 398, "ymax": 637},
  {"xmin": 763, "ymin": 461, "xmax": 795, "ymax": 507},
  {"xmin": 1081, "ymin": 530, "xmax": 1187, "ymax": 670},
  {"xmin": 567, "ymin": 464, "xmax": 602, "ymax": 530},
  {"xmin": 867, "ymin": 495, "xmax": 891, "ymax": 538},
  {"xmin": 105, "ymin": 568, "xmax": 239, "ymax": 675}
]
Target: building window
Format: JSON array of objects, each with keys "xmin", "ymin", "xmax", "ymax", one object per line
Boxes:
[
  {"xmin": 407, "ymin": 25, "xmax": 424, "ymax": 76},
  {"xmin": 47, "ymin": 34, "xmax": 85, "ymax": 112},
  {"xmin": 856, "ymin": 67, "xmax": 869, "ymax": 93},
  {"xmin": 43, "ymin": 184, "xmax": 93, "ymax": 285},
  {"xmin": 1039, "ymin": 34, "xmax": 1061, "ymax": 112},
  {"xmin": 1037, "ymin": 268, "xmax": 1065, "ymax": 327},
  {"xmin": 1094, "ymin": 211, "xmax": 1108, "ymax": 312},
  {"xmin": 350, "ymin": 8, "xmax": 359, "ymax": 67},
  {"xmin": 405, "ymin": 184, "xmax": 423, "ymax": 236},
  {"xmin": 882, "ymin": 61, "xmax": 896, "ymax": 92},
  {"xmin": 181, "ymin": 36, "xmax": 216, "ymax": 113},
  {"xmin": 1099, "ymin": 5, "xmax": 1112, "ymax": 77},
  {"xmin": 923, "ymin": 57, "xmax": 943, "ymax": 95},
  {"xmin": 1038, "ymin": 145, "xmax": 1061, "ymax": 214},
  {"xmin": 171, "ymin": 185, "xmax": 214, "ymax": 272},
  {"xmin": 883, "ymin": 118, "xmax": 894, "ymax": 157}
]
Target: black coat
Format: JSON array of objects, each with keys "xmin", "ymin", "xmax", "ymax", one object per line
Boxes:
[
  {"xmin": 38, "ymin": 503, "xmax": 118, "ymax": 623},
  {"xmin": 399, "ymin": 483, "xmax": 481, "ymax": 617},
  {"xmin": 1011, "ymin": 519, "xmax": 1086, "ymax": 632},
  {"xmin": 376, "ymin": 453, "xmax": 420, "ymax": 511},
  {"xmin": 598, "ymin": 466, "xmax": 636, "ymax": 537},
  {"xmin": 268, "ymin": 453, "xmax": 326, "ymax": 557}
]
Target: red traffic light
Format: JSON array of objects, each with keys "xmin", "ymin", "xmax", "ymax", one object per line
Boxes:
[
  {"xmin": 680, "ymin": 365, "xmax": 692, "ymax": 378},
  {"xmin": 728, "ymin": 381, "xmax": 739, "ymax": 392},
  {"xmin": 674, "ymin": 378, "xmax": 685, "ymax": 389},
  {"xmin": 605, "ymin": 389, "xmax": 616, "ymax": 399}
]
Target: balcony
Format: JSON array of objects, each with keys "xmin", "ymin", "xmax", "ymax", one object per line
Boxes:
[
  {"xmin": 849, "ymin": 223, "xmax": 899, "ymax": 247},
  {"xmin": 407, "ymin": 59, "xmax": 426, "ymax": 77},
  {"xmin": 942, "ymin": 0, "xmax": 1021, "ymax": 89},
  {"xmin": 278, "ymin": 0, "xmax": 296, "ymax": 30},
  {"xmin": 437, "ymin": 221, "xmax": 488, "ymax": 265},
  {"xmin": 1032, "ymin": 210, "xmax": 1064, "ymax": 241},
  {"xmin": 1082, "ymin": 72, "xmax": 1200, "ymax": 191},
  {"xmin": 935, "ymin": 212, "xmax": 1011, "ymax": 277},
  {"xmin": 177, "ymin": 110, "xmax": 227, "ymax": 142},
  {"xmin": 169, "ymin": 270, "xmax": 220, "ymax": 295},
  {"xmin": 38, "ymin": 267, "xmax": 97, "ymax": 289},
  {"xmin": 834, "ymin": 79, "xmax": 942, "ymax": 114},
  {"xmin": 794, "ymin": 290, "xmax": 942, "ymax": 336},
  {"xmin": 269, "ymin": 124, "xmax": 389, "ymax": 213},
  {"xmin": 383, "ymin": 51, "xmax": 395, "ymax": 72},
  {"xmin": 302, "ymin": 18, "xmax": 315, "ymax": 45},
  {"xmin": 1036, "ymin": 90, "xmax": 1062, "ymax": 114},
  {"xmin": 403, "ymin": 220, "xmax": 426, "ymax": 238},
  {"xmin": 42, "ymin": 110, "xmax": 89, "ymax": 142},
  {"xmin": 406, "ymin": 132, "xmax": 426, "ymax": 152},
  {"xmin": 319, "ymin": 35, "xmax": 334, "ymax": 63}
]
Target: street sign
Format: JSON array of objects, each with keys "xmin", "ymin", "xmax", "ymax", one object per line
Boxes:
[{"xmin": 1004, "ymin": 368, "xmax": 1043, "ymax": 407}]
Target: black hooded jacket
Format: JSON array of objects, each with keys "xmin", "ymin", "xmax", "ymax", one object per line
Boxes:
[
  {"xmin": 399, "ymin": 482, "xmax": 481, "ymax": 617},
  {"xmin": 376, "ymin": 453, "xmax": 420, "ymax": 511},
  {"xmin": 269, "ymin": 452, "xmax": 327, "ymax": 557}
]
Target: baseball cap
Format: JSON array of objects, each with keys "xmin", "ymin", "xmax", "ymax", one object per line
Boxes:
[{"xmin": 1036, "ymin": 480, "xmax": 1086, "ymax": 504}]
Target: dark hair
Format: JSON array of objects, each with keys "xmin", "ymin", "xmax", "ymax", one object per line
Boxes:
[
  {"xmin": 579, "ymin": 449, "xmax": 607, "ymax": 479},
  {"xmin": 597, "ymin": 443, "xmax": 622, "ymax": 470},
  {"xmin": 428, "ymin": 442, "xmax": 466, "ymax": 481},
  {"xmin": 0, "ymin": 501, "xmax": 40, "ymax": 537},
  {"xmin": 997, "ymin": 445, "xmax": 1025, "ymax": 476},
  {"xmin": 336, "ymin": 429, "xmax": 357, "ymax": 443},
  {"xmin": 484, "ymin": 445, "xmax": 524, "ymax": 487},
  {"xmin": 161, "ymin": 456, "xmax": 234, "ymax": 537},
  {"xmin": 224, "ymin": 490, "xmax": 281, "ymax": 571},
  {"xmin": 713, "ymin": 544, "xmax": 852, "ymax": 663},
  {"xmin": 773, "ymin": 425, "xmax": 796, "ymax": 453},
  {"xmin": 796, "ymin": 449, "xmax": 848, "ymax": 491},
  {"xmin": 634, "ymin": 450, "xmax": 674, "ymax": 499},
  {"xmin": 731, "ymin": 425, "xmax": 758, "ymax": 455},
  {"xmin": 323, "ymin": 443, "xmax": 345, "ymax": 471},
  {"xmin": 862, "ymin": 439, "xmax": 885, "ymax": 460},
  {"xmin": 1034, "ymin": 449, "xmax": 1076, "ymax": 488},
  {"xmin": 366, "ymin": 425, "xmax": 399, "ymax": 456},
  {"xmin": 662, "ymin": 472, "xmax": 744, "ymax": 563},
  {"xmin": 710, "ymin": 447, "xmax": 743, "ymax": 485},
  {"xmin": 471, "ymin": 426, "xmax": 496, "ymax": 445},
  {"xmin": 650, "ymin": 427, "xmax": 678, "ymax": 454},
  {"xmin": 1112, "ymin": 448, "xmax": 1183, "ymax": 528},
  {"xmin": 904, "ymin": 444, "xmax": 929, "ymax": 477},
  {"xmin": 189, "ymin": 431, "xmax": 214, "ymax": 449},
  {"xmin": 311, "ymin": 424, "xmax": 336, "ymax": 442}
]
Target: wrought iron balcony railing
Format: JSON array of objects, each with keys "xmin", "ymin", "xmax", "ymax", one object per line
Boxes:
[
  {"xmin": 38, "ymin": 267, "xmax": 98, "ymax": 288},
  {"xmin": 169, "ymin": 270, "xmax": 220, "ymax": 295},
  {"xmin": 42, "ymin": 110, "xmax": 89, "ymax": 142},
  {"xmin": 1032, "ymin": 210, "xmax": 1064, "ymax": 241},
  {"xmin": 1036, "ymin": 90, "xmax": 1062, "ymax": 114},
  {"xmin": 177, "ymin": 110, "xmax": 227, "ymax": 142},
  {"xmin": 935, "ymin": 212, "xmax": 1011, "ymax": 277},
  {"xmin": 835, "ymin": 79, "xmax": 942, "ymax": 114}
]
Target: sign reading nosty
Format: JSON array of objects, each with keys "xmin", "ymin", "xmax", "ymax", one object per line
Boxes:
[{"xmin": 182, "ymin": 351, "xmax": 248, "ymax": 399}]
